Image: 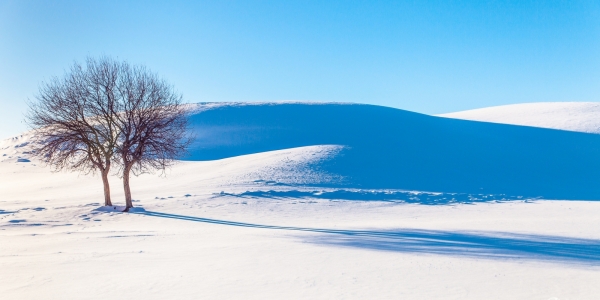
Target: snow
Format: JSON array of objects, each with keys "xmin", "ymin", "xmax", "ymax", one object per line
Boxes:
[
  {"xmin": 180, "ymin": 102, "xmax": 600, "ymax": 200},
  {"xmin": 438, "ymin": 102, "xmax": 600, "ymax": 134},
  {"xmin": 1, "ymin": 102, "xmax": 600, "ymax": 299}
]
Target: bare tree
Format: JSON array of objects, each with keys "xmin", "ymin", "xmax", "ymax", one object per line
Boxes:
[
  {"xmin": 26, "ymin": 57, "xmax": 188, "ymax": 210},
  {"xmin": 26, "ymin": 58, "xmax": 121, "ymax": 206},
  {"xmin": 113, "ymin": 63, "xmax": 189, "ymax": 211}
]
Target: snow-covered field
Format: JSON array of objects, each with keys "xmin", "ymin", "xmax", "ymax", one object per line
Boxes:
[{"xmin": 2, "ymin": 102, "xmax": 600, "ymax": 299}]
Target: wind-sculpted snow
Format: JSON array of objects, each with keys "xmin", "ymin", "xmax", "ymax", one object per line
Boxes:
[
  {"xmin": 215, "ymin": 189, "xmax": 533, "ymax": 205},
  {"xmin": 184, "ymin": 103, "xmax": 600, "ymax": 200}
]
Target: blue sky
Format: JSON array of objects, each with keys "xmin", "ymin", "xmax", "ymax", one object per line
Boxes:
[{"xmin": 1, "ymin": 0, "xmax": 599, "ymax": 139}]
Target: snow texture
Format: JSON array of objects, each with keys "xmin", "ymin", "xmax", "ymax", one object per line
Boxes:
[{"xmin": 2, "ymin": 102, "xmax": 600, "ymax": 299}]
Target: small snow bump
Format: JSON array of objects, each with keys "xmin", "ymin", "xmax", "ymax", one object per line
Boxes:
[
  {"xmin": 94, "ymin": 206, "xmax": 126, "ymax": 212},
  {"xmin": 8, "ymin": 219, "xmax": 26, "ymax": 223},
  {"xmin": 128, "ymin": 207, "xmax": 146, "ymax": 213}
]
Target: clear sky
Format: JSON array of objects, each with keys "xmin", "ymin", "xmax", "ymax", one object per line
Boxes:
[{"xmin": 1, "ymin": 0, "xmax": 599, "ymax": 139}]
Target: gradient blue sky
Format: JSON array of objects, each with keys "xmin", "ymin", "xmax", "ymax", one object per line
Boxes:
[{"xmin": 1, "ymin": 0, "xmax": 599, "ymax": 139}]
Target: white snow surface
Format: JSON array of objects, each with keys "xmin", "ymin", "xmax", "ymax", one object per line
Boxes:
[
  {"xmin": 438, "ymin": 102, "xmax": 600, "ymax": 134},
  {"xmin": 2, "ymin": 102, "xmax": 600, "ymax": 299}
]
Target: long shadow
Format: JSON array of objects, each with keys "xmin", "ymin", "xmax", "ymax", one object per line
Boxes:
[{"xmin": 136, "ymin": 210, "xmax": 600, "ymax": 266}]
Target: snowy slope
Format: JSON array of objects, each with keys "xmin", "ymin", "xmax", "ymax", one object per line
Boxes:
[
  {"xmin": 2, "ymin": 155, "xmax": 600, "ymax": 300},
  {"xmin": 6, "ymin": 102, "xmax": 600, "ymax": 200},
  {"xmin": 181, "ymin": 102, "xmax": 600, "ymax": 200},
  {"xmin": 438, "ymin": 102, "xmax": 600, "ymax": 134},
  {"xmin": 2, "ymin": 102, "xmax": 600, "ymax": 299}
]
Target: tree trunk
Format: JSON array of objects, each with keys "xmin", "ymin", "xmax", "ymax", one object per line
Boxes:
[
  {"xmin": 101, "ymin": 168, "xmax": 113, "ymax": 206},
  {"xmin": 123, "ymin": 164, "xmax": 134, "ymax": 211}
]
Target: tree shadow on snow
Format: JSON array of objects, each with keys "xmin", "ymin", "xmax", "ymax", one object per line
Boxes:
[
  {"xmin": 309, "ymin": 230, "xmax": 600, "ymax": 266},
  {"xmin": 136, "ymin": 210, "xmax": 600, "ymax": 266}
]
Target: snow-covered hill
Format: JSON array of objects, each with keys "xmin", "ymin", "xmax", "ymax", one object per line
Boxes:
[
  {"xmin": 6, "ymin": 102, "xmax": 600, "ymax": 200},
  {"xmin": 180, "ymin": 102, "xmax": 600, "ymax": 200},
  {"xmin": 3, "ymin": 102, "xmax": 600, "ymax": 299},
  {"xmin": 438, "ymin": 102, "xmax": 600, "ymax": 134}
]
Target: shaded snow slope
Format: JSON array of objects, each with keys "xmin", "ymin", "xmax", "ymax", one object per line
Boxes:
[
  {"xmin": 438, "ymin": 102, "xmax": 600, "ymax": 134},
  {"xmin": 6, "ymin": 102, "xmax": 600, "ymax": 200},
  {"xmin": 3, "ymin": 103, "xmax": 600, "ymax": 299},
  {"xmin": 182, "ymin": 102, "xmax": 600, "ymax": 200}
]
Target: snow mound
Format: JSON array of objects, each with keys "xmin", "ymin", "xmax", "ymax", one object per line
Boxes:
[
  {"xmin": 183, "ymin": 102, "xmax": 600, "ymax": 200},
  {"xmin": 437, "ymin": 102, "xmax": 600, "ymax": 134},
  {"xmin": 5, "ymin": 102, "xmax": 600, "ymax": 201}
]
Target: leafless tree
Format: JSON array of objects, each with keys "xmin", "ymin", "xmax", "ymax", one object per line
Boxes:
[
  {"xmin": 113, "ymin": 63, "xmax": 189, "ymax": 211},
  {"xmin": 26, "ymin": 57, "xmax": 188, "ymax": 210},
  {"xmin": 26, "ymin": 58, "xmax": 121, "ymax": 206}
]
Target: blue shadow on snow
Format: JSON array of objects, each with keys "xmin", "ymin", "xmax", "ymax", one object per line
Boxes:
[
  {"xmin": 217, "ymin": 189, "xmax": 533, "ymax": 205},
  {"xmin": 135, "ymin": 210, "xmax": 600, "ymax": 266},
  {"xmin": 182, "ymin": 103, "xmax": 600, "ymax": 200}
]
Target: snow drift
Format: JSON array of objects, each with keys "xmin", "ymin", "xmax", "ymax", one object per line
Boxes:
[
  {"xmin": 438, "ymin": 102, "xmax": 600, "ymax": 134},
  {"xmin": 183, "ymin": 102, "xmax": 600, "ymax": 200}
]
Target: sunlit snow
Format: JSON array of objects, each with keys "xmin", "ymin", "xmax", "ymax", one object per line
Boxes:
[{"xmin": 1, "ymin": 102, "xmax": 600, "ymax": 299}]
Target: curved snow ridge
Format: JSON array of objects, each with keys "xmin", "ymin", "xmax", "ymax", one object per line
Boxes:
[
  {"xmin": 185, "ymin": 101, "xmax": 358, "ymax": 114},
  {"xmin": 437, "ymin": 102, "xmax": 600, "ymax": 134},
  {"xmin": 180, "ymin": 102, "xmax": 600, "ymax": 200}
]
